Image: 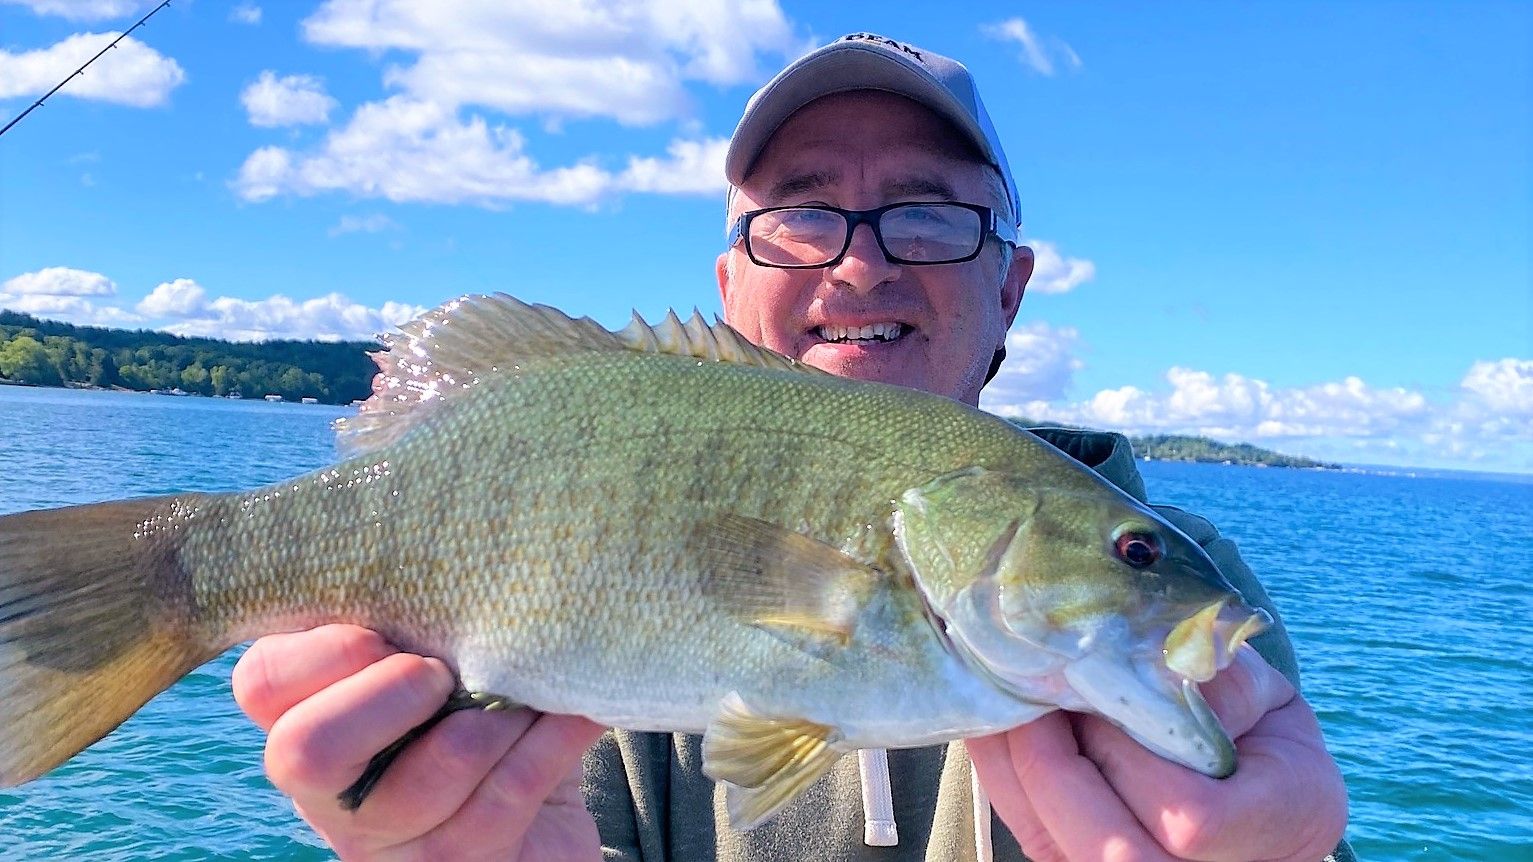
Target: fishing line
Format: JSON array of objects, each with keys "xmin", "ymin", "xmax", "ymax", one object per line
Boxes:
[{"xmin": 0, "ymin": 0, "xmax": 174, "ymax": 139}]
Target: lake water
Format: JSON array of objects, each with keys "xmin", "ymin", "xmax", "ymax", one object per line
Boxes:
[{"xmin": 0, "ymin": 385, "xmax": 1529, "ymax": 860}]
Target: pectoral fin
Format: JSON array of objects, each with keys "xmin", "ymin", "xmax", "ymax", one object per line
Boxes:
[
  {"xmin": 701, "ymin": 693, "xmax": 847, "ymax": 830},
  {"xmin": 695, "ymin": 515, "xmax": 881, "ymax": 653}
]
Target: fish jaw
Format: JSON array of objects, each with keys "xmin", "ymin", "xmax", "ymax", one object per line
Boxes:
[
  {"xmin": 932, "ymin": 580, "xmax": 1240, "ymax": 778},
  {"xmin": 1062, "ymin": 618, "xmax": 1237, "ymax": 777}
]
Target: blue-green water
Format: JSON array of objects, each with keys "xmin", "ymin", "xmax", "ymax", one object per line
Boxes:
[{"xmin": 1, "ymin": 385, "xmax": 1529, "ymax": 860}]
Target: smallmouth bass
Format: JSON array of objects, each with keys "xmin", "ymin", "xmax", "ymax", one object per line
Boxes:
[{"xmin": 0, "ymin": 294, "xmax": 1269, "ymax": 828}]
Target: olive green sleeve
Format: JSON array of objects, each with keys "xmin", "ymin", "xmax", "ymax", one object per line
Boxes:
[{"xmin": 583, "ymin": 730, "xmax": 647, "ymax": 861}]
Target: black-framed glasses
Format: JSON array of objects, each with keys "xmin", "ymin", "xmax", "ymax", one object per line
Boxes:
[{"xmin": 727, "ymin": 202, "xmax": 1018, "ymax": 269}]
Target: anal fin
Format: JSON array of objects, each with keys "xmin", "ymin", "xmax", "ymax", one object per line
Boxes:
[{"xmin": 701, "ymin": 693, "xmax": 847, "ymax": 830}]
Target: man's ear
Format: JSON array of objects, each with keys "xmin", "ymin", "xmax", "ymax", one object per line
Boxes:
[
  {"xmin": 1002, "ymin": 244, "xmax": 1034, "ymax": 328},
  {"xmin": 716, "ymin": 251, "xmax": 732, "ymax": 307}
]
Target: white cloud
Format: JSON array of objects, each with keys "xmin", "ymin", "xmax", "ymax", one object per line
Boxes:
[
  {"xmin": 135, "ymin": 277, "xmax": 204, "ymax": 317},
  {"xmin": 979, "ymin": 358, "xmax": 1533, "ymax": 472},
  {"xmin": 300, "ymin": 0, "xmax": 797, "ymax": 120},
  {"xmin": 0, "ymin": 292, "xmax": 140, "ymax": 326},
  {"xmin": 617, "ymin": 137, "xmax": 729, "ymax": 194},
  {"xmin": 234, "ymin": 95, "xmax": 727, "ymax": 206},
  {"xmin": 981, "ymin": 321, "xmax": 1083, "ymax": 408},
  {"xmin": 1459, "ymin": 358, "xmax": 1533, "ymax": 417},
  {"xmin": 230, "ymin": 3, "xmax": 261, "ymax": 25},
  {"xmin": 1004, "ymin": 367, "xmax": 1432, "ymax": 442},
  {"xmin": 0, "ymin": 0, "xmax": 145, "ymax": 21},
  {"xmin": 329, "ymin": 213, "xmax": 401, "ymax": 237},
  {"xmin": 2, "ymin": 266, "xmax": 426, "ymax": 342},
  {"xmin": 232, "ymin": 146, "xmax": 294, "ymax": 202},
  {"xmin": 0, "ymin": 32, "xmax": 184, "ymax": 106},
  {"xmin": 133, "ymin": 278, "xmax": 427, "ymax": 342},
  {"xmin": 2, "ymin": 266, "xmax": 116, "ymax": 297},
  {"xmin": 1024, "ymin": 238, "xmax": 1095, "ymax": 295},
  {"xmin": 241, "ymin": 71, "xmax": 336, "ymax": 127},
  {"xmin": 233, "ymin": 1, "xmax": 798, "ymax": 207},
  {"xmin": 982, "ymin": 17, "xmax": 1082, "ymax": 77},
  {"xmin": 162, "ymin": 293, "xmax": 427, "ymax": 342},
  {"xmin": 234, "ymin": 97, "xmax": 611, "ymax": 206},
  {"xmin": 0, "ymin": 266, "xmax": 139, "ymax": 326}
]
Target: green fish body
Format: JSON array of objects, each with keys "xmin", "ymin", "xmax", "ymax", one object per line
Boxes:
[{"xmin": 0, "ymin": 295, "xmax": 1268, "ymax": 828}]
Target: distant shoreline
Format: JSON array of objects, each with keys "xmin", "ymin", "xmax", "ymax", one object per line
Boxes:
[
  {"xmin": 0, "ymin": 378, "xmax": 350, "ymax": 405},
  {"xmin": 0, "ymin": 310, "xmax": 375, "ymax": 405}
]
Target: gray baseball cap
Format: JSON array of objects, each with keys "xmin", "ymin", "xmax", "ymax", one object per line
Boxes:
[{"xmin": 725, "ymin": 32, "xmax": 1019, "ymax": 222}]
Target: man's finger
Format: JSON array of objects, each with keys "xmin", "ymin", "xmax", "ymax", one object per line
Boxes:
[
  {"xmin": 263, "ymin": 653, "xmax": 455, "ymax": 815},
  {"xmin": 407, "ymin": 713, "xmax": 607, "ymax": 859},
  {"xmin": 1075, "ymin": 683, "xmax": 1342, "ymax": 860},
  {"xmin": 233, "ymin": 625, "xmax": 398, "ymax": 731},
  {"xmin": 1197, "ymin": 646, "xmax": 1296, "ymax": 740},
  {"xmin": 991, "ymin": 712, "xmax": 1175, "ymax": 862},
  {"xmin": 968, "ymin": 733, "xmax": 1058, "ymax": 862},
  {"xmin": 329, "ymin": 707, "xmax": 540, "ymax": 842}
]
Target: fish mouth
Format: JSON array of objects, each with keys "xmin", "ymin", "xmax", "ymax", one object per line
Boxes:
[
  {"xmin": 1163, "ymin": 597, "xmax": 1273, "ymax": 683},
  {"xmin": 1060, "ymin": 599, "xmax": 1270, "ymax": 778}
]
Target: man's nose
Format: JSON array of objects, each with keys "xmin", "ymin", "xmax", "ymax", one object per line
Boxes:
[{"xmin": 827, "ymin": 222, "xmax": 900, "ymax": 292}]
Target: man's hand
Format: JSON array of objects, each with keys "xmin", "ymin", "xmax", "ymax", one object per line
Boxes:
[
  {"xmin": 232, "ymin": 625, "xmax": 606, "ymax": 862},
  {"xmin": 969, "ymin": 647, "xmax": 1347, "ymax": 862}
]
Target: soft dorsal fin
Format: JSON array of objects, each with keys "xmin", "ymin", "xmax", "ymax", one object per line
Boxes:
[{"xmin": 335, "ymin": 293, "xmax": 824, "ymax": 457}]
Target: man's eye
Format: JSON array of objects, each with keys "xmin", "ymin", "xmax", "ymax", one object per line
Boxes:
[
  {"xmin": 891, "ymin": 205, "xmax": 951, "ymax": 226},
  {"xmin": 776, "ymin": 209, "xmax": 839, "ymax": 232},
  {"xmin": 783, "ymin": 209, "xmax": 834, "ymax": 223}
]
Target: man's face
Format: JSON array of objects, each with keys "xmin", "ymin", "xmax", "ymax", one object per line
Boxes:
[{"xmin": 718, "ymin": 90, "xmax": 1032, "ymax": 406}]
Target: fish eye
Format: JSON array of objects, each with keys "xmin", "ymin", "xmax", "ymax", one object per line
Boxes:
[{"xmin": 1113, "ymin": 530, "xmax": 1162, "ymax": 568}]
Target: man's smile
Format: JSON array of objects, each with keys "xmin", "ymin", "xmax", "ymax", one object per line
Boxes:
[{"xmin": 811, "ymin": 322, "xmax": 909, "ymax": 344}]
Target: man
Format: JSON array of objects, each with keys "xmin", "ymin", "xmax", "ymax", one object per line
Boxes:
[{"xmin": 233, "ymin": 33, "xmax": 1352, "ymax": 861}]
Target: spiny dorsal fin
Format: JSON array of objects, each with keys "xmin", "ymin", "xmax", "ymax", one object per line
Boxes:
[
  {"xmin": 701, "ymin": 693, "xmax": 848, "ymax": 830},
  {"xmin": 336, "ymin": 293, "xmax": 823, "ymax": 457},
  {"xmin": 617, "ymin": 308, "xmax": 820, "ymax": 375}
]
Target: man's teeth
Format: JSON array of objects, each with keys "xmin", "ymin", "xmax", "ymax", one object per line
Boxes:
[{"xmin": 816, "ymin": 323, "xmax": 906, "ymax": 343}]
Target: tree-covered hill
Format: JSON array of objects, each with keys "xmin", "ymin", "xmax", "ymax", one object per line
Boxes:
[
  {"xmin": 1124, "ymin": 433, "xmax": 1339, "ymax": 469},
  {"xmin": 0, "ymin": 311, "xmax": 378, "ymax": 404},
  {"xmin": 1007, "ymin": 419, "xmax": 1339, "ymax": 469}
]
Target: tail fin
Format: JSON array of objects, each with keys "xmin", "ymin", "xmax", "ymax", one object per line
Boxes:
[{"xmin": 0, "ymin": 497, "xmax": 220, "ymax": 786}]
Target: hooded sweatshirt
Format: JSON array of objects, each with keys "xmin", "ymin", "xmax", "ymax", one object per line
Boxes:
[{"xmin": 582, "ymin": 426, "xmax": 1356, "ymax": 862}]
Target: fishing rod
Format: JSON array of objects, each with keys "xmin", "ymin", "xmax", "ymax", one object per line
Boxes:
[{"xmin": 0, "ymin": 0, "xmax": 174, "ymax": 139}]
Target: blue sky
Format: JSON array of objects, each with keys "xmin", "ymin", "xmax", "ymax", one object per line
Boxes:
[{"xmin": 1, "ymin": 1, "xmax": 1528, "ymax": 473}]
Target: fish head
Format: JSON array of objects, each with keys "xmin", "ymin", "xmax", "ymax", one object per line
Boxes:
[{"xmin": 893, "ymin": 467, "xmax": 1270, "ymax": 777}]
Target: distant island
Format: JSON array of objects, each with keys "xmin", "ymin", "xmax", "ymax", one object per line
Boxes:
[
  {"xmin": 0, "ymin": 311, "xmax": 376, "ymax": 404},
  {"xmin": 1006, "ymin": 420, "xmax": 1340, "ymax": 469},
  {"xmin": 1122, "ymin": 434, "xmax": 1339, "ymax": 469}
]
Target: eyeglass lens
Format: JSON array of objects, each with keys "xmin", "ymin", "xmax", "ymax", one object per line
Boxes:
[{"xmin": 747, "ymin": 204, "xmax": 984, "ymax": 267}]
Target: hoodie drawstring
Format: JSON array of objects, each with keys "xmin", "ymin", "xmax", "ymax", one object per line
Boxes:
[
  {"xmin": 970, "ymin": 762, "xmax": 993, "ymax": 862},
  {"xmin": 857, "ymin": 748, "xmax": 898, "ymax": 846}
]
